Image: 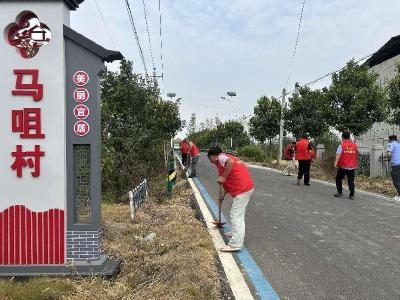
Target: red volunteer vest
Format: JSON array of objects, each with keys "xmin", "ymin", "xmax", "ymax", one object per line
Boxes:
[
  {"xmin": 296, "ymin": 139, "xmax": 310, "ymax": 161},
  {"xmin": 217, "ymin": 154, "xmax": 254, "ymax": 197},
  {"xmin": 190, "ymin": 143, "xmax": 200, "ymax": 157},
  {"xmin": 181, "ymin": 142, "xmax": 189, "ymax": 154},
  {"xmin": 337, "ymin": 140, "xmax": 358, "ymax": 168},
  {"xmin": 284, "ymin": 145, "xmax": 294, "ymax": 160}
]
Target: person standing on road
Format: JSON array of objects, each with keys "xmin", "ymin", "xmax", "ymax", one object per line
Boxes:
[
  {"xmin": 387, "ymin": 135, "xmax": 400, "ymax": 203},
  {"xmin": 188, "ymin": 140, "xmax": 200, "ymax": 178},
  {"xmin": 207, "ymin": 146, "xmax": 254, "ymax": 252},
  {"xmin": 334, "ymin": 132, "xmax": 358, "ymax": 200},
  {"xmin": 283, "ymin": 141, "xmax": 296, "ymax": 176},
  {"xmin": 296, "ymin": 134, "xmax": 312, "ymax": 186},
  {"xmin": 180, "ymin": 139, "xmax": 189, "ymax": 168}
]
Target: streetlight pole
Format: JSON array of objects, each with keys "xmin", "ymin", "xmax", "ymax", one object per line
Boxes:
[
  {"xmin": 221, "ymin": 92, "xmax": 236, "ymax": 148},
  {"xmin": 220, "ymin": 96, "xmax": 231, "ymax": 120},
  {"xmin": 227, "ymin": 91, "xmax": 236, "ymax": 121},
  {"xmin": 278, "ymin": 88, "xmax": 286, "ymax": 165}
]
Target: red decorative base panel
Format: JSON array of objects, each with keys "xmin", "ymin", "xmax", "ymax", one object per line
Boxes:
[{"xmin": 0, "ymin": 205, "xmax": 64, "ymax": 265}]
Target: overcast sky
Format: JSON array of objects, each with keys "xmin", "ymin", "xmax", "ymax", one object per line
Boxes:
[{"xmin": 71, "ymin": 0, "xmax": 400, "ymax": 134}]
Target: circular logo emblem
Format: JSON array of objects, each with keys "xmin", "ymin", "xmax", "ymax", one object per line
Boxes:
[
  {"xmin": 73, "ymin": 71, "xmax": 89, "ymax": 87},
  {"xmin": 73, "ymin": 120, "xmax": 90, "ymax": 136},
  {"xmin": 73, "ymin": 88, "xmax": 90, "ymax": 103},
  {"xmin": 73, "ymin": 104, "xmax": 90, "ymax": 120}
]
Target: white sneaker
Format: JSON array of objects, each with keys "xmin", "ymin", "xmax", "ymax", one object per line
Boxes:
[{"xmin": 394, "ymin": 196, "xmax": 400, "ymax": 203}]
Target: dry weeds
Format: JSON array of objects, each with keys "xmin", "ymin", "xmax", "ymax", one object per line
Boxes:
[{"xmin": 0, "ymin": 176, "xmax": 221, "ymax": 300}]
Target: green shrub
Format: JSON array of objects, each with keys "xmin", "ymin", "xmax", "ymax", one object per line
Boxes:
[{"xmin": 237, "ymin": 145, "xmax": 268, "ymax": 162}]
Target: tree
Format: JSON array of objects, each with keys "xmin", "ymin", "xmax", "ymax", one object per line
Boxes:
[
  {"xmin": 101, "ymin": 59, "xmax": 182, "ymax": 199},
  {"xmin": 386, "ymin": 64, "xmax": 400, "ymax": 125},
  {"xmin": 325, "ymin": 59, "xmax": 388, "ymax": 136},
  {"xmin": 187, "ymin": 113, "xmax": 197, "ymax": 136},
  {"xmin": 249, "ymin": 96, "xmax": 281, "ymax": 144},
  {"xmin": 215, "ymin": 116, "xmax": 222, "ymax": 126},
  {"xmin": 187, "ymin": 120, "xmax": 250, "ymax": 149},
  {"xmin": 205, "ymin": 117, "xmax": 215, "ymax": 130},
  {"xmin": 215, "ymin": 121, "xmax": 250, "ymax": 148},
  {"xmin": 284, "ymin": 86, "xmax": 329, "ymax": 142}
]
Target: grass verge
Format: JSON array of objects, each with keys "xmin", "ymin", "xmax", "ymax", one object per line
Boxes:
[{"xmin": 0, "ymin": 175, "xmax": 221, "ymax": 300}]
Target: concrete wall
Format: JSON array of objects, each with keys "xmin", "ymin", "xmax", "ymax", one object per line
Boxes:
[{"xmin": 356, "ymin": 54, "xmax": 400, "ymax": 150}]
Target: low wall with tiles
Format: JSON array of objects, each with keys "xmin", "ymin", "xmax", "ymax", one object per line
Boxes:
[{"xmin": 66, "ymin": 230, "xmax": 101, "ymax": 261}]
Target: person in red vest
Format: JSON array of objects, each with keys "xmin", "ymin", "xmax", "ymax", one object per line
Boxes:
[
  {"xmin": 187, "ymin": 140, "xmax": 200, "ymax": 178},
  {"xmin": 283, "ymin": 141, "xmax": 296, "ymax": 176},
  {"xmin": 334, "ymin": 132, "xmax": 358, "ymax": 200},
  {"xmin": 207, "ymin": 146, "xmax": 254, "ymax": 252},
  {"xmin": 296, "ymin": 134, "xmax": 312, "ymax": 186},
  {"xmin": 180, "ymin": 139, "xmax": 189, "ymax": 168}
]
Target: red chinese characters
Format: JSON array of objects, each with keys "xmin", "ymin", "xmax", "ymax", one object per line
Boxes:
[
  {"xmin": 73, "ymin": 70, "xmax": 90, "ymax": 136},
  {"xmin": 73, "ymin": 120, "xmax": 90, "ymax": 137},
  {"xmin": 73, "ymin": 104, "xmax": 89, "ymax": 120},
  {"xmin": 12, "ymin": 108, "xmax": 45, "ymax": 138},
  {"xmin": 11, "ymin": 145, "xmax": 45, "ymax": 178},
  {"xmin": 73, "ymin": 88, "xmax": 89, "ymax": 103},
  {"xmin": 10, "ymin": 69, "xmax": 45, "ymax": 178},
  {"xmin": 73, "ymin": 71, "xmax": 89, "ymax": 87},
  {"xmin": 12, "ymin": 69, "xmax": 43, "ymax": 101}
]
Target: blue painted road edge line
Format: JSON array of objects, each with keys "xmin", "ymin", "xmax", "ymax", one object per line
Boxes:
[{"xmin": 193, "ymin": 177, "xmax": 280, "ymax": 300}]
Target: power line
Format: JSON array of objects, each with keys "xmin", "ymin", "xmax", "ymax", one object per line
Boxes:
[
  {"xmin": 124, "ymin": 0, "xmax": 148, "ymax": 75},
  {"xmin": 158, "ymin": 0, "xmax": 165, "ymax": 92},
  {"xmin": 182, "ymin": 99, "xmax": 247, "ymax": 116},
  {"xmin": 285, "ymin": 0, "xmax": 306, "ymax": 89},
  {"xmin": 93, "ymin": 0, "xmax": 116, "ymax": 48},
  {"xmin": 142, "ymin": 0, "xmax": 155, "ymax": 71},
  {"xmin": 303, "ymin": 53, "xmax": 373, "ymax": 87},
  {"xmin": 279, "ymin": 52, "xmax": 374, "ymax": 99}
]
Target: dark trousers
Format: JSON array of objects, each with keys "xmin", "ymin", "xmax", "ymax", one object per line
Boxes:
[
  {"xmin": 181, "ymin": 153, "xmax": 189, "ymax": 167},
  {"xmin": 336, "ymin": 168, "xmax": 355, "ymax": 197},
  {"xmin": 189, "ymin": 155, "xmax": 199, "ymax": 176},
  {"xmin": 390, "ymin": 165, "xmax": 400, "ymax": 195},
  {"xmin": 298, "ymin": 160, "xmax": 311, "ymax": 184}
]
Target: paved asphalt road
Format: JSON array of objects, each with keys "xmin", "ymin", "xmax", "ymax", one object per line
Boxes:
[{"xmin": 195, "ymin": 154, "xmax": 400, "ymax": 300}]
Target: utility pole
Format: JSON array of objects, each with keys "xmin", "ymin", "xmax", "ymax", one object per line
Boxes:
[{"xmin": 278, "ymin": 88, "xmax": 286, "ymax": 165}]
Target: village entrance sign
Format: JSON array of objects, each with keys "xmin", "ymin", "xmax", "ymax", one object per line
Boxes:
[{"xmin": 0, "ymin": 0, "xmax": 122, "ymax": 276}]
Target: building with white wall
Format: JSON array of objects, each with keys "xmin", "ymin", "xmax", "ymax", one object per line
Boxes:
[{"xmin": 356, "ymin": 36, "xmax": 400, "ymax": 151}]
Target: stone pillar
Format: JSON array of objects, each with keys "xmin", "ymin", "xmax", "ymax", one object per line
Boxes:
[
  {"xmin": 316, "ymin": 144, "xmax": 326, "ymax": 161},
  {"xmin": 370, "ymin": 144, "xmax": 384, "ymax": 177}
]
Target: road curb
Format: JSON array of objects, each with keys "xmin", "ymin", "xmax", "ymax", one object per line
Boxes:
[
  {"xmin": 187, "ymin": 177, "xmax": 255, "ymax": 300},
  {"xmin": 176, "ymin": 155, "xmax": 254, "ymax": 299}
]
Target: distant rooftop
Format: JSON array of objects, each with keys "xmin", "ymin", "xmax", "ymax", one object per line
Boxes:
[
  {"xmin": 64, "ymin": 0, "xmax": 85, "ymax": 10},
  {"xmin": 365, "ymin": 35, "xmax": 400, "ymax": 68},
  {"xmin": 6, "ymin": 0, "xmax": 85, "ymax": 10},
  {"xmin": 64, "ymin": 25, "xmax": 123, "ymax": 62}
]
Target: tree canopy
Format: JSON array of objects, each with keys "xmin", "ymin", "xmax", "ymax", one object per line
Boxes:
[
  {"xmin": 324, "ymin": 59, "xmax": 388, "ymax": 135},
  {"xmin": 387, "ymin": 64, "xmax": 400, "ymax": 125},
  {"xmin": 249, "ymin": 96, "xmax": 281, "ymax": 144},
  {"xmin": 188, "ymin": 120, "xmax": 250, "ymax": 149},
  {"xmin": 101, "ymin": 59, "xmax": 182, "ymax": 199},
  {"xmin": 284, "ymin": 86, "xmax": 328, "ymax": 142}
]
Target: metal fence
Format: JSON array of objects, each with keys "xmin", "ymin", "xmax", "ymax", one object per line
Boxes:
[
  {"xmin": 357, "ymin": 152, "xmax": 370, "ymax": 176},
  {"xmin": 378, "ymin": 153, "xmax": 390, "ymax": 177},
  {"xmin": 128, "ymin": 179, "xmax": 148, "ymax": 221}
]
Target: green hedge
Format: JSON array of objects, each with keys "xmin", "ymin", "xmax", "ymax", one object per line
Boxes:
[{"xmin": 237, "ymin": 145, "xmax": 268, "ymax": 162}]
